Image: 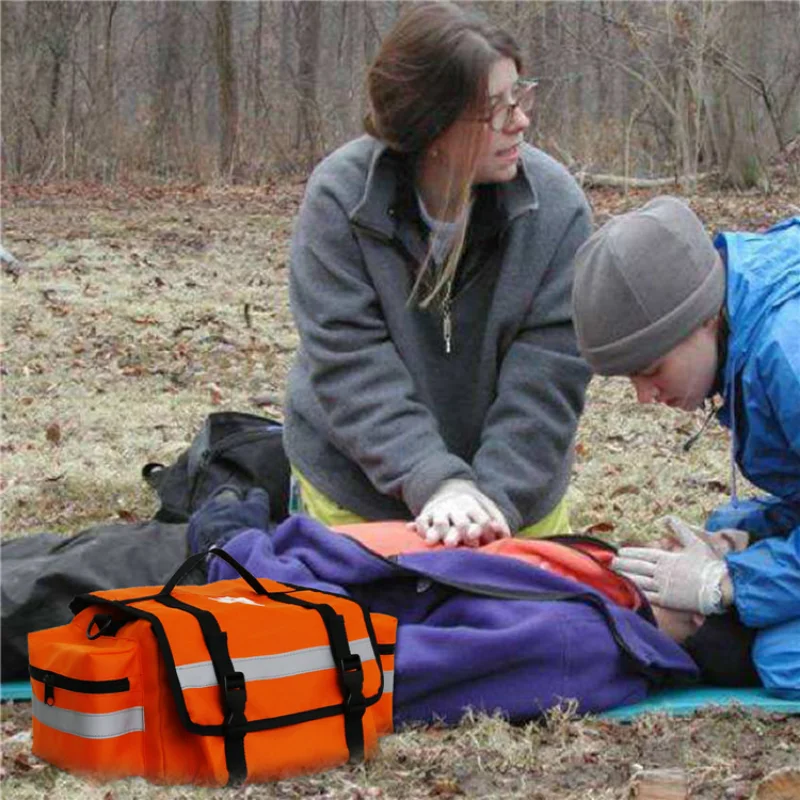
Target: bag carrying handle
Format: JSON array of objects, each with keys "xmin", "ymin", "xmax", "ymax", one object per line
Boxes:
[{"xmin": 159, "ymin": 546, "xmax": 273, "ymax": 598}]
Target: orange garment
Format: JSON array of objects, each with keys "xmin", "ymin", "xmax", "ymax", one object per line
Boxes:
[{"xmin": 334, "ymin": 521, "xmax": 641, "ymax": 611}]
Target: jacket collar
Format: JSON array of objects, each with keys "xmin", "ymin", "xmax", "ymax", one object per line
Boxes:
[{"xmin": 350, "ymin": 138, "xmax": 539, "ymax": 245}]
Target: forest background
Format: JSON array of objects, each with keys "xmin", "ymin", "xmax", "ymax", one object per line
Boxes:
[
  {"xmin": 2, "ymin": 2, "xmax": 800, "ymax": 799},
  {"xmin": 3, "ymin": 0, "xmax": 800, "ymax": 189}
]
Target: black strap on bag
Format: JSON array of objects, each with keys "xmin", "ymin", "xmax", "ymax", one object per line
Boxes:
[
  {"xmin": 156, "ymin": 547, "xmax": 271, "ymax": 786},
  {"xmin": 151, "ymin": 547, "xmax": 368, "ymax": 784},
  {"xmin": 155, "ymin": 593, "xmax": 249, "ymax": 787},
  {"xmin": 266, "ymin": 592, "xmax": 367, "ymax": 762},
  {"xmin": 158, "ymin": 547, "xmax": 274, "ymax": 599}
]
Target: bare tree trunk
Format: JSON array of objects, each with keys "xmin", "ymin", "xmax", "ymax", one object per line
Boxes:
[
  {"xmin": 99, "ymin": 1, "xmax": 118, "ymax": 179},
  {"xmin": 280, "ymin": 2, "xmax": 294, "ymax": 81},
  {"xmin": 151, "ymin": 2, "xmax": 183, "ymax": 173},
  {"xmin": 254, "ymin": 1, "xmax": 264, "ymax": 122},
  {"xmin": 295, "ymin": 0, "xmax": 322, "ymax": 164},
  {"xmin": 213, "ymin": 0, "xmax": 239, "ymax": 178},
  {"xmin": 44, "ymin": 23, "xmax": 67, "ymax": 142},
  {"xmin": 363, "ymin": 1, "xmax": 380, "ymax": 65}
]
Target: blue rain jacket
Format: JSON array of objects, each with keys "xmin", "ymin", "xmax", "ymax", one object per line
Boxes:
[{"xmin": 710, "ymin": 217, "xmax": 800, "ymax": 697}]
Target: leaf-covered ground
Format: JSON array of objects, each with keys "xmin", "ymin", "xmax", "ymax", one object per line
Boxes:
[{"xmin": 2, "ymin": 176, "xmax": 799, "ymax": 798}]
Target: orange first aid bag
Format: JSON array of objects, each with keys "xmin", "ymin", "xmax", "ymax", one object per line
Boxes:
[{"xmin": 28, "ymin": 547, "xmax": 397, "ymax": 786}]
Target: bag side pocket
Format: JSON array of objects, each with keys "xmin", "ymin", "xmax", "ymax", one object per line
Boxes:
[{"xmin": 29, "ymin": 613, "xmax": 146, "ymax": 780}]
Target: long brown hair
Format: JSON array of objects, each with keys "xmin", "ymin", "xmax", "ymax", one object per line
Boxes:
[{"xmin": 364, "ymin": 2, "xmax": 522, "ymax": 307}]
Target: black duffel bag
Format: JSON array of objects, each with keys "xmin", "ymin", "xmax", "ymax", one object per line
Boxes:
[{"xmin": 143, "ymin": 411, "xmax": 291, "ymax": 525}]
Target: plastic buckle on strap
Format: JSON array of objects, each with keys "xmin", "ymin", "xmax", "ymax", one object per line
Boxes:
[
  {"xmin": 223, "ymin": 671, "xmax": 247, "ymax": 722},
  {"xmin": 338, "ymin": 654, "xmax": 366, "ymax": 712}
]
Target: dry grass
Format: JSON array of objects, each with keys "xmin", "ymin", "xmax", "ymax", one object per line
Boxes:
[
  {"xmin": 2, "ymin": 177, "xmax": 799, "ymax": 798},
  {"xmin": 2, "ymin": 183, "xmax": 300, "ymax": 536}
]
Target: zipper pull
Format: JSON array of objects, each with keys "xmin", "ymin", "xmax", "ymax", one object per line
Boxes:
[{"xmin": 43, "ymin": 672, "xmax": 55, "ymax": 706}]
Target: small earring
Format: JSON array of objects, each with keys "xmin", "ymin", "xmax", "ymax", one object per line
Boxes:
[{"xmin": 429, "ymin": 147, "xmax": 440, "ymax": 160}]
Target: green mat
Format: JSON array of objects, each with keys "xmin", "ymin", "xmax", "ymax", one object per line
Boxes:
[
  {"xmin": 599, "ymin": 686, "xmax": 800, "ymax": 720},
  {"xmin": 1, "ymin": 681, "xmax": 33, "ymax": 703},
  {"xmin": 4, "ymin": 680, "xmax": 799, "ymax": 717}
]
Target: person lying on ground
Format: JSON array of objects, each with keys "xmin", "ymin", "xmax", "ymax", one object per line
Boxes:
[
  {"xmin": 571, "ymin": 195, "xmax": 800, "ymax": 698},
  {"xmin": 284, "ymin": 1, "xmax": 592, "ymax": 548},
  {"xmin": 188, "ymin": 486, "xmax": 700, "ymax": 723}
]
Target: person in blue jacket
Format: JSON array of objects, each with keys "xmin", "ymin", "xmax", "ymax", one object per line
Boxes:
[{"xmin": 571, "ymin": 196, "xmax": 800, "ymax": 698}]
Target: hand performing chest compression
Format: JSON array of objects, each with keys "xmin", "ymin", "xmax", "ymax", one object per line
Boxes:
[{"xmin": 409, "ymin": 479, "xmax": 511, "ymax": 548}]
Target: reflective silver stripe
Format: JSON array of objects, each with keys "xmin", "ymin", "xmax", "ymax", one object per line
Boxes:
[
  {"xmin": 177, "ymin": 637, "xmax": 377, "ymax": 690},
  {"xmin": 383, "ymin": 670, "xmax": 394, "ymax": 694},
  {"xmin": 32, "ymin": 696, "xmax": 144, "ymax": 740}
]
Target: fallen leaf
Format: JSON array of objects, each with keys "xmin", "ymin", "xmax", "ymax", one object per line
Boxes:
[
  {"xmin": 45, "ymin": 421, "xmax": 61, "ymax": 445},
  {"xmin": 209, "ymin": 383, "xmax": 224, "ymax": 405},
  {"xmin": 250, "ymin": 391, "xmax": 282, "ymax": 407},
  {"xmin": 12, "ymin": 753, "xmax": 45, "ymax": 773},
  {"xmin": 610, "ymin": 484, "xmax": 640, "ymax": 498},
  {"xmin": 430, "ymin": 778, "xmax": 462, "ymax": 797},
  {"xmin": 586, "ymin": 521, "xmax": 616, "ymax": 534}
]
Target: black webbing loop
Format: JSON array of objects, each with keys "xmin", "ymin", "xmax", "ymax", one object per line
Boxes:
[
  {"xmin": 338, "ymin": 652, "xmax": 367, "ymax": 760},
  {"xmin": 155, "ymin": 595, "xmax": 248, "ymax": 786},
  {"xmin": 272, "ymin": 593, "xmax": 366, "ymax": 761},
  {"xmin": 221, "ymin": 670, "xmax": 248, "ymax": 786},
  {"xmin": 159, "ymin": 546, "xmax": 272, "ymax": 599},
  {"xmin": 86, "ymin": 613, "xmax": 129, "ymax": 640}
]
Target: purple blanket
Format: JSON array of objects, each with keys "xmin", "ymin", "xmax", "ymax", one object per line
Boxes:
[{"xmin": 203, "ymin": 510, "xmax": 698, "ymax": 724}]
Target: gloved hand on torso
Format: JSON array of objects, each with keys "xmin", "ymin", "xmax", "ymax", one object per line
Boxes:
[
  {"xmin": 410, "ymin": 479, "xmax": 511, "ymax": 548},
  {"xmin": 612, "ymin": 516, "xmax": 739, "ymax": 615}
]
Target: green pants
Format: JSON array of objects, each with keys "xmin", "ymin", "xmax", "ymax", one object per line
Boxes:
[{"xmin": 290, "ymin": 469, "xmax": 571, "ymax": 537}]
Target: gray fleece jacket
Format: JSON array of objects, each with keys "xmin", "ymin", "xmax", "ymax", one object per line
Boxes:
[{"xmin": 284, "ymin": 136, "xmax": 592, "ymax": 532}]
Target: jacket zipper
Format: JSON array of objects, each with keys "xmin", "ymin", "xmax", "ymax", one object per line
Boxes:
[
  {"xmin": 441, "ymin": 279, "xmax": 453, "ymax": 355},
  {"xmin": 351, "ymin": 218, "xmax": 458, "ymax": 354},
  {"xmin": 29, "ymin": 664, "xmax": 130, "ymax": 706}
]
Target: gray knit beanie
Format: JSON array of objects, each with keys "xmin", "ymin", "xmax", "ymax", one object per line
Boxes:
[{"xmin": 572, "ymin": 196, "xmax": 725, "ymax": 376}]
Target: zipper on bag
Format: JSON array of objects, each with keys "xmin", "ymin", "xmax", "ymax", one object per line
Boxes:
[{"xmin": 29, "ymin": 664, "xmax": 130, "ymax": 707}]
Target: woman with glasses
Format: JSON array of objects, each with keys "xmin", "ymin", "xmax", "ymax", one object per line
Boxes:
[{"xmin": 284, "ymin": 1, "xmax": 592, "ymax": 547}]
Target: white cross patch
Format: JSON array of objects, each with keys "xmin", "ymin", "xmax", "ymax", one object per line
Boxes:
[{"xmin": 211, "ymin": 596, "xmax": 260, "ymax": 606}]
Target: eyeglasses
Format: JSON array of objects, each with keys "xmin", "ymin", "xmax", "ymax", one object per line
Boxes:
[{"xmin": 478, "ymin": 79, "xmax": 538, "ymax": 132}]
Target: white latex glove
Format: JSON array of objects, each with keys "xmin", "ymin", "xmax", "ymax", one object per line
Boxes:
[
  {"xmin": 411, "ymin": 479, "xmax": 510, "ymax": 548},
  {"xmin": 611, "ymin": 517, "xmax": 733, "ymax": 615},
  {"xmin": 660, "ymin": 516, "xmax": 749, "ymax": 557}
]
